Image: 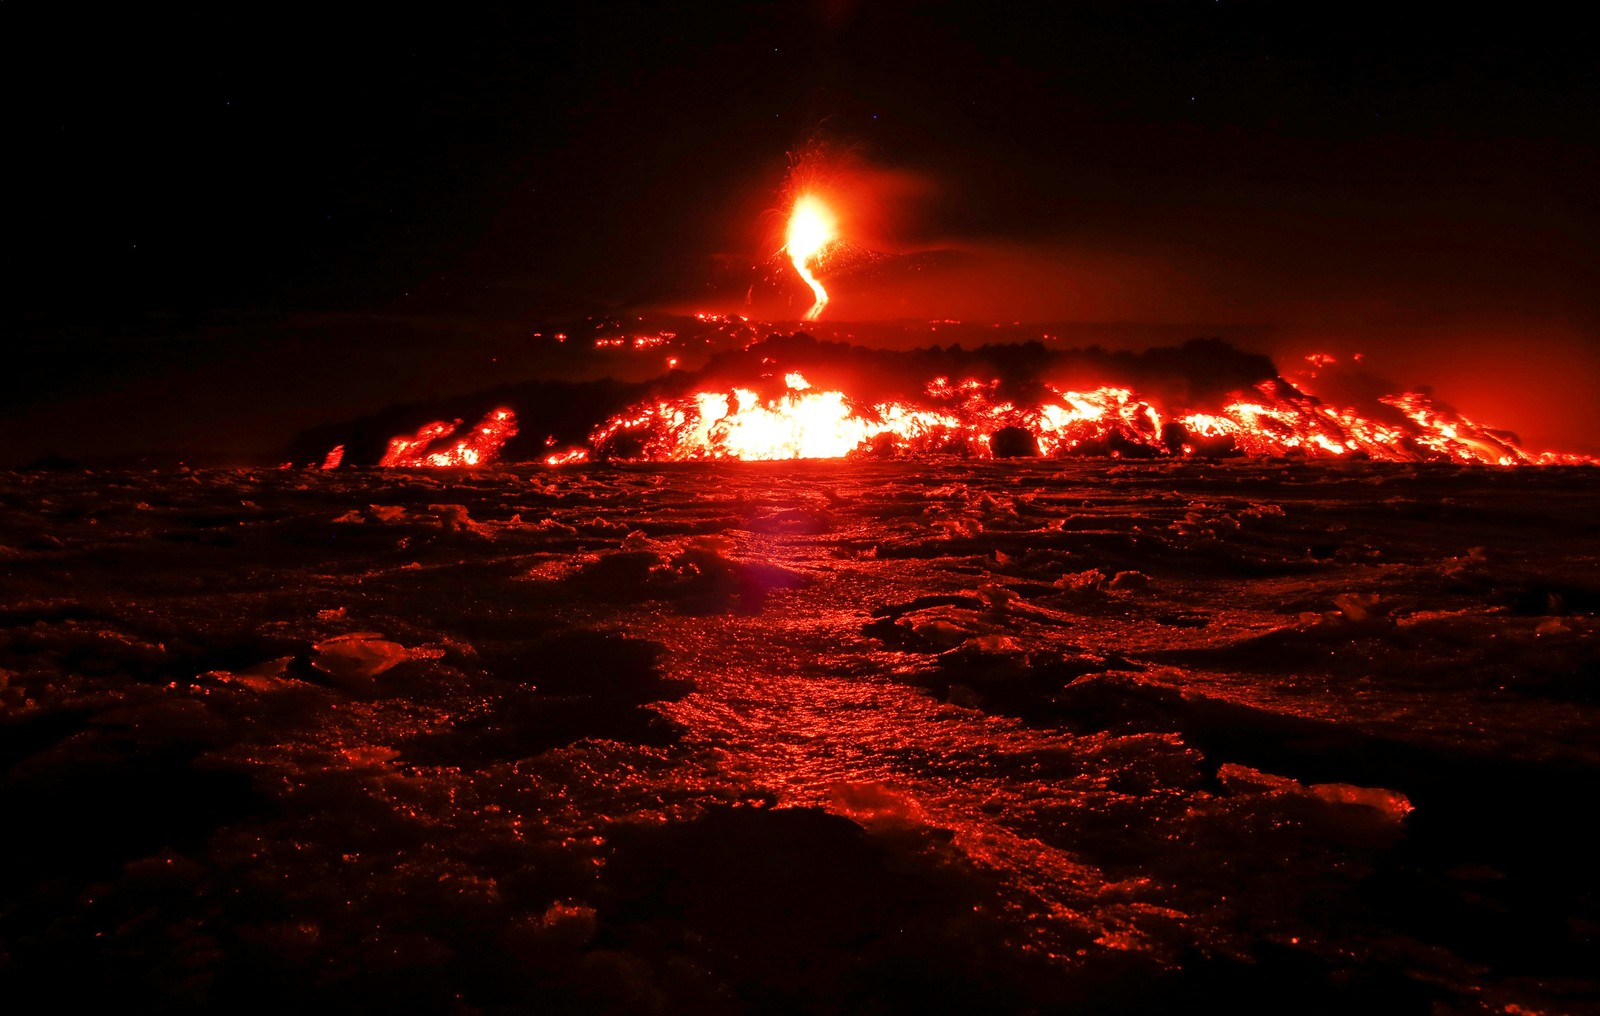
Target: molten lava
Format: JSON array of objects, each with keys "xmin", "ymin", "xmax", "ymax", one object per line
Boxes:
[
  {"xmin": 377, "ymin": 408, "xmax": 518, "ymax": 468},
  {"xmin": 584, "ymin": 357, "xmax": 1599, "ymax": 466},
  {"xmin": 591, "ymin": 372, "xmax": 966, "ymax": 462},
  {"xmin": 344, "ymin": 344, "xmax": 1594, "ymax": 469},
  {"xmin": 786, "ymin": 194, "xmax": 837, "ymax": 321},
  {"xmin": 544, "ymin": 447, "xmax": 589, "ymax": 467}
]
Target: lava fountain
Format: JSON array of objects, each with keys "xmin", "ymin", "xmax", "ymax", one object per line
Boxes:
[{"xmin": 785, "ymin": 194, "xmax": 837, "ymax": 321}]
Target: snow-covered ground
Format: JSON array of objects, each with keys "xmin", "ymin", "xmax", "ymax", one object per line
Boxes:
[{"xmin": 2, "ymin": 460, "xmax": 1596, "ymax": 1012}]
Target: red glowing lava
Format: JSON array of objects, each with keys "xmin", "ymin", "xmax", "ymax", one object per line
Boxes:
[
  {"xmin": 337, "ymin": 344, "xmax": 1595, "ymax": 469},
  {"xmin": 786, "ymin": 194, "xmax": 837, "ymax": 321},
  {"xmin": 377, "ymin": 408, "xmax": 518, "ymax": 468},
  {"xmin": 591, "ymin": 371, "xmax": 964, "ymax": 461},
  {"xmin": 585, "ymin": 357, "xmax": 1599, "ymax": 466},
  {"xmin": 544, "ymin": 447, "xmax": 589, "ymax": 467}
]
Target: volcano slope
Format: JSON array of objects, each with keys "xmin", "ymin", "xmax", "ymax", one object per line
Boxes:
[{"xmin": 1, "ymin": 460, "xmax": 1597, "ymax": 1013}]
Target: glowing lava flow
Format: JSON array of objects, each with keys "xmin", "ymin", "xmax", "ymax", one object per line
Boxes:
[
  {"xmin": 585, "ymin": 362, "xmax": 1600, "ymax": 466},
  {"xmin": 345, "ymin": 354, "xmax": 1595, "ymax": 468},
  {"xmin": 377, "ymin": 408, "xmax": 518, "ymax": 468},
  {"xmin": 785, "ymin": 194, "xmax": 836, "ymax": 321},
  {"xmin": 590, "ymin": 372, "xmax": 966, "ymax": 461}
]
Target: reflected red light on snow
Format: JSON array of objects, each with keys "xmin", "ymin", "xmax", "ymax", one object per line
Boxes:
[
  {"xmin": 589, "ymin": 357, "xmax": 1600, "ymax": 465},
  {"xmin": 375, "ymin": 408, "xmax": 518, "ymax": 468},
  {"xmin": 786, "ymin": 194, "xmax": 837, "ymax": 321}
]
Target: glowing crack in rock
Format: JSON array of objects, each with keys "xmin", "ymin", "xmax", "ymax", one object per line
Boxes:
[{"xmin": 785, "ymin": 194, "xmax": 837, "ymax": 321}]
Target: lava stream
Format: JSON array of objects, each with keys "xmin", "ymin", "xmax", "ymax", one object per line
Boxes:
[
  {"xmin": 786, "ymin": 194, "xmax": 836, "ymax": 321},
  {"xmin": 377, "ymin": 408, "xmax": 518, "ymax": 468},
  {"xmin": 585, "ymin": 366, "xmax": 1599, "ymax": 466},
  {"xmin": 344, "ymin": 348, "xmax": 1596, "ymax": 469}
]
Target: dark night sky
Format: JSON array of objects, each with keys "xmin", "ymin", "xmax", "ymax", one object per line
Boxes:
[{"xmin": 4, "ymin": 2, "xmax": 1597, "ymax": 462}]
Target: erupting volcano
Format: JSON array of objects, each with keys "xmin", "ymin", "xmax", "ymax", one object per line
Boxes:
[
  {"xmin": 332, "ymin": 157, "xmax": 1596, "ymax": 474},
  {"xmin": 10, "ymin": 6, "xmax": 1600, "ymax": 1008}
]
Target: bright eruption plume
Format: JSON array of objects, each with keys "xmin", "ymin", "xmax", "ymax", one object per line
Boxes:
[{"xmin": 785, "ymin": 194, "xmax": 837, "ymax": 321}]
